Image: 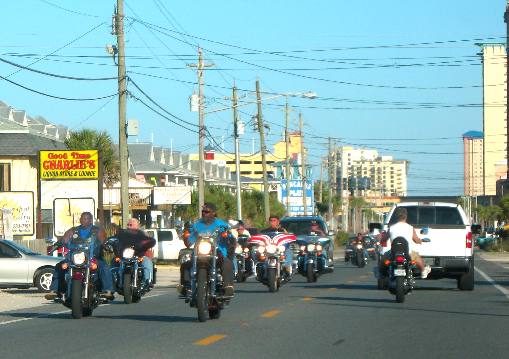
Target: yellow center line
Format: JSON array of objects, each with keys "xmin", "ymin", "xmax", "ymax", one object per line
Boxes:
[
  {"xmin": 261, "ymin": 310, "xmax": 281, "ymax": 318},
  {"xmin": 347, "ymin": 280, "xmax": 354, "ymax": 284},
  {"xmin": 194, "ymin": 334, "xmax": 227, "ymax": 346},
  {"xmin": 303, "ymin": 296, "xmax": 313, "ymax": 301},
  {"xmin": 328, "ymin": 287, "xmax": 337, "ymax": 291}
]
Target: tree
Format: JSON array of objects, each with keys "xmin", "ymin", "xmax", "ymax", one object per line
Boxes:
[
  {"xmin": 349, "ymin": 196, "xmax": 367, "ymax": 233},
  {"xmin": 64, "ymin": 128, "xmax": 120, "ymax": 187}
]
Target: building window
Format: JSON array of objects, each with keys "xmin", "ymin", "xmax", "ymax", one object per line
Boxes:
[{"xmin": 0, "ymin": 163, "xmax": 11, "ymax": 191}]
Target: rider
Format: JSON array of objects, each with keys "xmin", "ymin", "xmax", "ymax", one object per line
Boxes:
[
  {"xmin": 45, "ymin": 212, "xmax": 114, "ymax": 300},
  {"xmin": 113, "ymin": 218, "xmax": 156, "ymax": 287},
  {"xmin": 261, "ymin": 215, "xmax": 293, "ymax": 276},
  {"xmin": 178, "ymin": 203, "xmax": 235, "ymax": 296},
  {"xmin": 385, "ymin": 207, "xmax": 431, "ymax": 279}
]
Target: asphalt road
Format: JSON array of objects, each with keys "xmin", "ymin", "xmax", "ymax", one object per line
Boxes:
[{"xmin": 0, "ymin": 253, "xmax": 508, "ymax": 359}]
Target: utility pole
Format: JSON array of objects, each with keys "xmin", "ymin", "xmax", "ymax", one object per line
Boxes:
[
  {"xmin": 188, "ymin": 48, "xmax": 213, "ymax": 217},
  {"xmin": 318, "ymin": 158, "xmax": 324, "ymax": 203},
  {"xmin": 327, "ymin": 137, "xmax": 333, "ymax": 227},
  {"xmin": 285, "ymin": 96, "xmax": 291, "ymax": 215},
  {"xmin": 256, "ymin": 79, "xmax": 270, "ymax": 222},
  {"xmin": 299, "ymin": 113, "xmax": 308, "ymax": 215},
  {"xmin": 505, "ymin": 1, "xmax": 509, "ymax": 181},
  {"xmin": 115, "ymin": 0, "xmax": 129, "ymax": 228},
  {"xmin": 233, "ymin": 86, "xmax": 242, "ymax": 220}
]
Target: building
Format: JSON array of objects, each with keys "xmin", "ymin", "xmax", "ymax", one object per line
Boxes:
[
  {"xmin": 463, "ymin": 131, "xmax": 484, "ymax": 196},
  {"xmin": 337, "ymin": 146, "xmax": 408, "ymax": 198},
  {"xmin": 479, "ymin": 43, "xmax": 507, "ymax": 195},
  {"xmin": 189, "ymin": 132, "xmax": 306, "ymax": 192}
]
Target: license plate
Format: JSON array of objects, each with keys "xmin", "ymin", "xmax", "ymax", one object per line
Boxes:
[{"xmin": 394, "ymin": 269, "xmax": 406, "ymax": 276}]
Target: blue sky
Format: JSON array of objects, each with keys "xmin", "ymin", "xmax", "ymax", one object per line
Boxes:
[{"xmin": 0, "ymin": 0, "xmax": 506, "ymax": 196}]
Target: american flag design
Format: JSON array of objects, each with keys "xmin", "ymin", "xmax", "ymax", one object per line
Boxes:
[{"xmin": 248, "ymin": 232, "xmax": 296, "ymax": 247}]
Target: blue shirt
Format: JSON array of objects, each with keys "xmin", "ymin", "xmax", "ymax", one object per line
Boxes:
[{"xmin": 189, "ymin": 218, "xmax": 231, "ymax": 256}]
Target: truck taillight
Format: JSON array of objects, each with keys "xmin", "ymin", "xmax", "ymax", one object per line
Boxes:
[{"xmin": 466, "ymin": 232, "xmax": 472, "ymax": 249}]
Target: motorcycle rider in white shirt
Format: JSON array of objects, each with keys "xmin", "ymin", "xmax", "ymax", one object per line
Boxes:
[{"xmin": 388, "ymin": 207, "xmax": 431, "ymax": 279}]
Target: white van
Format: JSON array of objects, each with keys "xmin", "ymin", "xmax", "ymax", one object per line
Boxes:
[{"xmin": 145, "ymin": 228, "xmax": 186, "ymax": 261}]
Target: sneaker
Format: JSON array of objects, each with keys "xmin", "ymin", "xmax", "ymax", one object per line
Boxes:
[
  {"xmin": 421, "ymin": 265, "xmax": 431, "ymax": 279},
  {"xmin": 44, "ymin": 291, "xmax": 59, "ymax": 300},
  {"xmin": 223, "ymin": 285, "xmax": 234, "ymax": 297}
]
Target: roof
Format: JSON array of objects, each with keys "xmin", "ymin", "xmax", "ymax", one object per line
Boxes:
[
  {"xmin": 0, "ymin": 133, "xmax": 66, "ymax": 155},
  {"xmin": 462, "ymin": 130, "xmax": 483, "ymax": 139}
]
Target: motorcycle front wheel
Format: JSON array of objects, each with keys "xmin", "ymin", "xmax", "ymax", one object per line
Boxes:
[
  {"xmin": 395, "ymin": 277, "xmax": 405, "ymax": 303},
  {"xmin": 123, "ymin": 273, "xmax": 133, "ymax": 304},
  {"xmin": 267, "ymin": 267, "xmax": 277, "ymax": 293},
  {"xmin": 71, "ymin": 279, "xmax": 83, "ymax": 319},
  {"xmin": 357, "ymin": 251, "xmax": 365, "ymax": 268},
  {"xmin": 306, "ymin": 263, "xmax": 316, "ymax": 283},
  {"xmin": 196, "ymin": 268, "xmax": 209, "ymax": 322}
]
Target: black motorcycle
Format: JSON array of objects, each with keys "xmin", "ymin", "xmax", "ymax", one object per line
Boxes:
[
  {"xmin": 351, "ymin": 240, "xmax": 367, "ymax": 268},
  {"xmin": 234, "ymin": 235, "xmax": 253, "ymax": 282},
  {"xmin": 56, "ymin": 237, "xmax": 110, "ymax": 319},
  {"xmin": 180, "ymin": 227, "xmax": 235, "ymax": 322},
  {"xmin": 387, "ymin": 237, "xmax": 416, "ymax": 303},
  {"xmin": 107, "ymin": 232, "xmax": 155, "ymax": 304},
  {"xmin": 296, "ymin": 234, "xmax": 332, "ymax": 283}
]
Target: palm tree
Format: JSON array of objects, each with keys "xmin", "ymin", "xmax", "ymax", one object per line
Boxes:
[{"xmin": 349, "ymin": 196, "xmax": 367, "ymax": 233}]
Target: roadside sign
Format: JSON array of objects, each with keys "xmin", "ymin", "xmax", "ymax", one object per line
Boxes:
[{"xmin": 279, "ymin": 179, "xmax": 314, "ymax": 216}]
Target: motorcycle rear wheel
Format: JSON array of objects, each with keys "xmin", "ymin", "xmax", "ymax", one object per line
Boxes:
[
  {"xmin": 196, "ymin": 268, "xmax": 209, "ymax": 322},
  {"xmin": 123, "ymin": 273, "xmax": 133, "ymax": 304},
  {"xmin": 306, "ymin": 263, "xmax": 316, "ymax": 283},
  {"xmin": 71, "ymin": 279, "xmax": 83, "ymax": 319},
  {"xmin": 267, "ymin": 268, "xmax": 277, "ymax": 293},
  {"xmin": 395, "ymin": 277, "xmax": 406, "ymax": 303}
]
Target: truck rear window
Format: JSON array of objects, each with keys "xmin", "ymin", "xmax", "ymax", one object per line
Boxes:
[
  {"xmin": 389, "ymin": 206, "xmax": 464, "ymax": 226},
  {"xmin": 158, "ymin": 231, "xmax": 174, "ymax": 241}
]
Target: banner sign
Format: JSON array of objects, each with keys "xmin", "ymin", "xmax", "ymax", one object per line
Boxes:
[
  {"xmin": 153, "ymin": 186, "xmax": 192, "ymax": 205},
  {"xmin": 279, "ymin": 179, "xmax": 314, "ymax": 216},
  {"xmin": 0, "ymin": 191, "xmax": 35, "ymax": 236},
  {"xmin": 40, "ymin": 150, "xmax": 99, "ymax": 180}
]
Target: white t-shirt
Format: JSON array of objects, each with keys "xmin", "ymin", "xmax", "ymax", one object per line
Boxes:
[{"xmin": 389, "ymin": 221, "xmax": 418, "ymax": 253}]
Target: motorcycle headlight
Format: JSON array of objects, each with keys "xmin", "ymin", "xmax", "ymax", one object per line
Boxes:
[
  {"xmin": 316, "ymin": 244, "xmax": 323, "ymax": 251},
  {"xmin": 278, "ymin": 245, "xmax": 286, "ymax": 253},
  {"xmin": 266, "ymin": 244, "xmax": 277, "ymax": 254},
  {"xmin": 257, "ymin": 246, "xmax": 266, "ymax": 254},
  {"xmin": 300, "ymin": 245, "xmax": 306, "ymax": 251},
  {"xmin": 307, "ymin": 244, "xmax": 316, "ymax": 252},
  {"xmin": 123, "ymin": 248, "xmax": 135, "ymax": 258},
  {"xmin": 356, "ymin": 244, "xmax": 363, "ymax": 249},
  {"xmin": 72, "ymin": 251, "xmax": 86, "ymax": 265},
  {"xmin": 235, "ymin": 244, "xmax": 243, "ymax": 254},
  {"xmin": 243, "ymin": 247, "xmax": 250, "ymax": 253},
  {"xmin": 198, "ymin": 241, "xmax": 212, "ymax": 255}
]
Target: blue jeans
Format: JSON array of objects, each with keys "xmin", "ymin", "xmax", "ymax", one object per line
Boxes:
[{"xmin": 143, "ymin": 256, "xmax": 153, "ymax": 283}]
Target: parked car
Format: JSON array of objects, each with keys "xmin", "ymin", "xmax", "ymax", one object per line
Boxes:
[
  {"xmin": 145, "ymin": 228, "xmax": 186, "ymax": 260},
  {"xmin": 0, "ymin": 239, "xmax": 60, "ymax": 292}
]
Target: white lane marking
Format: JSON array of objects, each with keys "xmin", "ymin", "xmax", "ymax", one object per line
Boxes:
[
  {"xmin": 0, "ymin": 292, "xmax": 168, "ymax": 327},
  {"xmin": 474, "ymin": 266, "xmax": 509, "ymax": 299}
]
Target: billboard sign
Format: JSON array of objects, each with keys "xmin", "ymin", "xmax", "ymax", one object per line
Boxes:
[
  {"xmin": 280, "ymin": 179, "xmax": 314, "ymax": 216},
  {"xmin": 153, "ymin": 186, "xmax": 192, "ymax": 205},
  {"xmin": 0, "ymin": 191, "xmax": 35, "ymax": 236},
  {"xmin": 40, "ymin": 150, "xmax": 99, "ymax": 180},
  {"xmin": 53, "ymin": 198, "xmax": 96, "ymax": 237}
]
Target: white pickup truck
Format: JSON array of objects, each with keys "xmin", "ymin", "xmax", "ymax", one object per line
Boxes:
[{"xmin": 382, "ymin": 202, "xmax": 475, "ymax": 290}]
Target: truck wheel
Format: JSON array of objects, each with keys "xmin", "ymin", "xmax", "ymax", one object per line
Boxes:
[{"xmin": 457, "ymin": 261, "xmax": 474, "ymax": 291}]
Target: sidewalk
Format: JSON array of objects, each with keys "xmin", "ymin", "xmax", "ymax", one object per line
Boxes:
[
  {"xmin": 0, "ymin": 265, "xmax": 180, "ymax": 313},
  {"xmin": 476, "ymin": 250, "xmax": 509, "ymax": 265}
]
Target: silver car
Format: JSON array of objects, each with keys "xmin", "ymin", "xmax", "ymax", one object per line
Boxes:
[{"xmin": 0, "ymin": 239, "xmax": 61, "ymax": 292}]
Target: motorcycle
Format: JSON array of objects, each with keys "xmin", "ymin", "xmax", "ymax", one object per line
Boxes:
[
  {"xmin": 351, "ymin": 240, "xmax": 368, "ymax": 268},
  {"xmin": 296, "ymin": 233, "xmax": 332, "ymax": 283},
  {"xmin": 55, "ymin": 236, "xmax": 110, "ymax": 319},
  {"xmin": 385, "ymin": 237, "xmax": 416, "ymax": 303},
  {"xmin": 180, "ymin": 226, "xmax": 235, "ymax": 322},
  {"xmin": 234, "ymin": 235, "xmax": 254, "ymax": 282},
  {"xmin": 248, "ymin": 232, "xmax": 296, "ymax": 292},
  {"xmin": 107, "ymin": 232, "xmax": 155, "ymax": 304}
]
